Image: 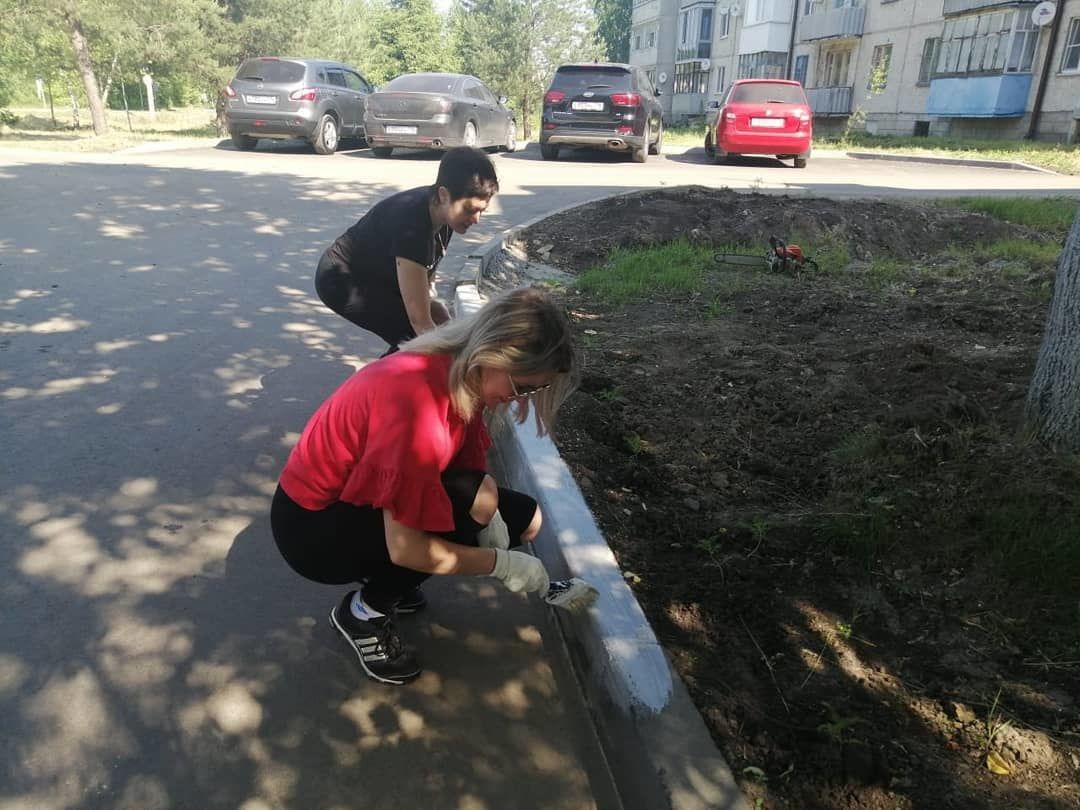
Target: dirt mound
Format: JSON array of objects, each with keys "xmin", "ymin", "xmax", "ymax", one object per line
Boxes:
[{"xmin": 516, "ymin": 186, "xmax": 1044, "ymax": 271}]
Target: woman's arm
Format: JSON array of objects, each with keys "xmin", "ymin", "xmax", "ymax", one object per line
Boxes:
[
  {"xmin": 383, "ymin": 511, "xmax": 497, "ymax": 576},
  {"xmin": 396, "ymin": 257, "xmax": 437, "ymax": 335}
]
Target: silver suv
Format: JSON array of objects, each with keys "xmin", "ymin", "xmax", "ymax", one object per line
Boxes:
[{"xmin": 224, "ymin": 57, "xmax": 374, "ymax": 154}]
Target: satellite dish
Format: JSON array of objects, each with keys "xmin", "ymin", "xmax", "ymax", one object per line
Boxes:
[
  {"xmin": 730, "ymin": 2, "xmax": 742, "ymax": 16},
  {"xmin": 1032, "ymin": 1, "xmax": 1056, "ymax": 26},
  {"xmin": 658, "ymin": 72, "xmax": 668, "ymax": 84},
  {"xmin": 700, "ymin": 59, "xmax": 711, "ymax": 70}
]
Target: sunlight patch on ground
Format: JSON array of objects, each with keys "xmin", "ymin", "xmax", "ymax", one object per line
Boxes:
[
  {"xmin": 3, "ymin": 368, "xmax": 117, "ymax": 399},
  {"xmin": 95, "ymin": 339, "xmax": 139, "ymax": 354},
  {"xmin": 0, "ymin": 315, "xmax": 91, "ymax": 334},
  {"xmin": 340, "ymin": 695, "xmax": 429, "ymax": 749},
  {"xmin": 0, "ymin": 288, "xmax": 50, "ymax": 307},
  {"xmin": 100, "ymin": 220, "xmax": 145, "ymax": 239}
]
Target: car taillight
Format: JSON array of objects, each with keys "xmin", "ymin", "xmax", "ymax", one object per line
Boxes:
[
  {"xmin": 616, "ymin": 125, "xmax": 634, "ymax": 135},
  {"xmin": 290, "ymin": 88, "xmax": 316, "ymax": 102},
  {"xmin": 797, "ymin": 109, "xmax": 811, "ymax": 131},
  {"xmin": 544, "ymin": 90, "xmax": 565, "ymax": 104},
  {"xmin": 437, "ymin": 98, "xmax": 453, "ymax": 112},
  {"xmin": 610, "ymin": 93, "xmax": 641, "ymax": 107},
  {"xmin": 224, "ymin": 85, "xmax": 236, "ymax": 98}
]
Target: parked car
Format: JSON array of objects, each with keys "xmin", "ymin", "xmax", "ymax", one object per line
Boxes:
[
  {"xmin": 224, "ymin": 57, "xmax": 374, "ymax": 154},
  {"xmin": 364, "ymin": 73, "xmax": 517, "ymax": 157},
  {"xmin": 540, "ymin": 63, "xmax": 663, "ymax": 163},
  {"xmin": 704, "ymin": 79, "xmax": 813, "ymax": 168}
]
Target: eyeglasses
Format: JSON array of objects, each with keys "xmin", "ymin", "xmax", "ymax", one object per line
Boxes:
[{"xmin": 507, "ymin": 373, "xmax": 553, "ymax": 399}]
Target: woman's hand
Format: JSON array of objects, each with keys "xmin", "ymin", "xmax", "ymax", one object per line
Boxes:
[{"xmin": 489, "ymin": 548, "xmax": 550, "ymax": 594}]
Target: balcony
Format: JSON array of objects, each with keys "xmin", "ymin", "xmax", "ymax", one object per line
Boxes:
[
  {"xmin": 676, "ymin": 43, "xmax": 712, "ymax": 61},
  {"xmin": 799, "ymin": 6, "xmax": 865, "ymax": 42},
  {"xmin": 942, "ymin": 0, "xmax": 1034, "ymax": 17},
  {"xmin": 806, "ymin": 86, "xmax": 853, "ymax": 116},
  {"xmin": 927, "ymin": 73, "xmax": 1032, "ymax": 116}
]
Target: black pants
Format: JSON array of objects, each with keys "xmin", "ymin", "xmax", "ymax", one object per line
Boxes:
[
  {"xmin": 315, "ymin": 249, "xmax": 415, "ymax": 351},
  {"xmin": 271, "ymin": 471, "xmax": 538, "ymax": 612}
]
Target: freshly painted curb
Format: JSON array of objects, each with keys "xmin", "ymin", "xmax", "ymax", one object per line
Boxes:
[
  {"xmin": 455, "ymin": 283, "xmax": 748, "ymax": 810},
  {"xmin": 845, "ymin": 150, "xmax": 1057, "ymax": 174}
]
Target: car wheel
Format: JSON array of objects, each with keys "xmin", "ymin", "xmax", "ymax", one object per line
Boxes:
[
  {"xmin": 312, "ymin": 114, "xmax": 340, "ymax": 155},
  {"xmin": 632, "ymin": 124, "xmax": 649, "ymax": 163},
  {"xmin": 372, "ymin": 146, "xmax": 393, "ymax": 158},
  {"xmin": 540, "ymin": 142, "xmax": 559, "ymax": 160},
  {"xmin": 504, "ymin": 121, "xmax": 517, "ymax": 152},
  {"xmin": 463, "ymin": 121, "xmax": 478, "ymax": 148},
  {"xmin": 712, "ymin": 141, "xmax": 729, "ymax": 165},
  {"xmin": 794, "ymin": 154, "xmax": 809, "ymax": 169},
  {"xmin": 704, "ymin": 133, "xmax": 716, "ymax": 159},
  {"xmin": 649, "ymin": 123, "xmax": 663, "ymax": 156},
  {"xmin": 231, "ymin": 132, "xmax": 257, "ymax": 151}
]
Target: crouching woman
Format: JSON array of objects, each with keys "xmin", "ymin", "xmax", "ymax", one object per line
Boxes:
[{"xmin": 270, "ymin": 287, "xmax": 578, "ymax": 685}]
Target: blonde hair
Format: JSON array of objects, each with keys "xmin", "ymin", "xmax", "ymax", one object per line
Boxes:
[{"xmin": 401, "ymin": 287, "xmax": 578, "ymax": 435}]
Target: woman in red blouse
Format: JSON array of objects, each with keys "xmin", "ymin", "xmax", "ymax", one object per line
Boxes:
[{"xmin": 271, "ymin": 287, "xmax": 578, "ymax": 685}]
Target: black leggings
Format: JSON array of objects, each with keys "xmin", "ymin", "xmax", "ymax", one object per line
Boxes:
[
  {"xmin": 271, "ymin": 470, "xmax": 538, "ymax": 612},
  {"xmin": 315, "ymin": 249, "xmax": 416, "ymax": 350}
]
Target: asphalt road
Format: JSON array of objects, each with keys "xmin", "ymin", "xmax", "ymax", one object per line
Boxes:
[{"xmin": 1, "ymin": 139, "xmax": 1078, "ymax": 810}]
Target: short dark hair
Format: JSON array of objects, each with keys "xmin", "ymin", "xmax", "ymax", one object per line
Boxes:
[{"xmin": 434, "ymin": 147, "xmax": 499, "ymax": 201}]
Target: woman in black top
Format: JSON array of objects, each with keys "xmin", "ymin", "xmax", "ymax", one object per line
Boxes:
[{"xmin": 315, "ymin": 147, "xmax": 499, "ymax": 352}]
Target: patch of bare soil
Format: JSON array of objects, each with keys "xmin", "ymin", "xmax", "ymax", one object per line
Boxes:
[{"xmin": 517, "ymin": 189, "xmax": 1080, "ymax": 809}]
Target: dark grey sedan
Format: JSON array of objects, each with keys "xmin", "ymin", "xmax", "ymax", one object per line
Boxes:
[{"xmin": 364, "ymin": 73, "xmax": 518, "ymax": 157}]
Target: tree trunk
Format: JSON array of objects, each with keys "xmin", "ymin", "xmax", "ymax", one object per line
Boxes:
[
  {"xmin": 65, "ymin": 13, "xmax": 108, "ymax": 135},
  {"xmin": 101, "ymin": 53, "xmax": 120, "ymax": 109},
  {"xmin": 1024, "ymin": 208, "xmax": 1080, "ymax": 451}
]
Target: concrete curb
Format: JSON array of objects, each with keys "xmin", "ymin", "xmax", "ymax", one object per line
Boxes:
[
  {"xmin": 455, "ymin": 283, "xmax": 749, "ymax": 810},
  {"xmin": 844, "ymin": 150, "xmax": 1058, "ymax": 174}
]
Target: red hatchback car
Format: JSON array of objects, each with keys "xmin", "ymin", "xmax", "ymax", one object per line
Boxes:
[{"xmin": 705, "ymin": 79, "xmax": 813, "ymax": 168}]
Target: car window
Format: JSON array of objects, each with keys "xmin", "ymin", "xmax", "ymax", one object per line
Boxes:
[
  {"xmin": 464, "ymin": 82, "xmax": 485, "ymax": 101},
  {"xmin": 316, "ymin": 69, "xmax": 327, "ymax": 84},
  {"xmin": 343, "ymin": 71, "xmax": 367, "ymax": 92},
  {"xmin": 730, "ymin": 83, "xmax": 806, "ymax": 104},
  {"xmin": 550, "ymin": 66, "xmax": 633, "ymax": 94},
  {"xmin": 637, "ymin": 70, "xmax": 655, "ymax": 96},
  {"xmin": 326, "ymin": 69, "xmax": 347, "ymax": 88},
  {"xmin": 235, "ymin": 58, "xmax": 306, "ymax": 84},
  {"xmin": 384, "ymin": 74, "xmax": 459, "ymax": 94},
  {"xmin": 478, "ymin": 84, "xmax": 498, "ymax": 104}
]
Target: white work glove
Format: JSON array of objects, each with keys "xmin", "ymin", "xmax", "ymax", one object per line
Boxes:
[
  {"xmin": 476, "ymin": 509, "xmax": 510, "ymax": 550},
  {"xmin": 489, "ymin": 548, "xmax": 550, "ymax": 594}
]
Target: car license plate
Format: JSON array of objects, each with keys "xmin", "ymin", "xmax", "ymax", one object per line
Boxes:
[
  {"xmin": 751, "ymin": 117, "xmax": 784, "ymax": 128},
  {"xmin": 244, "ymin": 95, "xmax": 276, "ymax": 105},
  {"xmin": 572, "ymin": 101, "xmax": 605, "ymax": 111},
  {"xmin": 385, "ymin": 125, "xmax": 418, "ymax": 135}
]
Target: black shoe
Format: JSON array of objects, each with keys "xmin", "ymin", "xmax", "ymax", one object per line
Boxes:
[
  {"xmin": 329, "ymin": 592, "xmax": 421, "ymax": 685},
  {"xmin": 395, "ymin": 586, "xmax": 427, "ymax": 614}
]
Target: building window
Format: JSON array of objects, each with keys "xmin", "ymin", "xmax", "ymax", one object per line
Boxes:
[
  {"xmin": 716, "ymin": 65, "xmax": 726, "ymax": 93},
  {"xmin": 818, "ymin": 47, "xmax": 852, "ymax": 86},
  {"xmin": 700, "ymin": 9, "xmax": 713, "ymax": 41},
  {"xmin": 681, "ymin": 12, "xmax": 689, "ymax": 45},
  {"xmin": 635, "ymin": 34, "xmax": 642, "ymax": 51},
  {"xmin": 719, "ymin": 11, "xmax": 731, "ymax": 38},
  {"xmin": 646, "ymin": 69, "xmax": 657, "ymax": 86},
  {"xmin": 935, "ymin": 10, "xmax": 1038, "ymax": 77},
  {"xmin": 1062, "ymin": 18, "xmax": 1080, "ymax": 72},
  {"xmin": 737, "ymin": 51, "xmax": 788, "ymax": 80},
  {"xmin": 918, "ymin": 37, "xmax": 939, "ymax": 85},
  {"xmin": 869, "ymin": 43, "xmax": 892, "ymax": 90},
  {"xmin": 674, "ymin": 61, "xmax": 710, "ymax": 94},
  {"xmin": 803, "ymin": 0, "xmax": 815, "ymax": 14},
  {"xmin": 648, "ymin": 31, "xmax": 655, "ymax": 47},
  {"xmin": 793, "ymin": 54, "xmax": 808, "ymax": 86}
]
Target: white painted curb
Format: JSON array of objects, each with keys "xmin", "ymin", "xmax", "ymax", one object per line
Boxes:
[{"xmin": 456, "ymin": 283, "xmax": 748, "ymax": 810}]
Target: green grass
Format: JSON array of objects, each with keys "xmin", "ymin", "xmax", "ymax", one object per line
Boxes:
[
  {"xmin": 935, "ymin": 196, "xmax": 1079, "ymax": 233},
  {"xmin": 0, "ymin": 105, "xmax": 219, "ymax": 152},
  {"xmin": 819, "ymin": 132, "xmax": 1080, "ymax": 175},
  {"xmin": 577, "ymin": 239, "xmax": 714, "ymax": 303},
  {"xmin": 664, "ymin": 122, "xmax": 708, "ymax": 146}
]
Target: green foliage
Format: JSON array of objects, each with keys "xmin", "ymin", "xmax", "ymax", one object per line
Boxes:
[
  {"xmin": 365, "ymin": 0, "xmax": 454, "ymax": 84},
  {"xmin": 577, "ymin": 239, "xmax": 714, "ymax": 303},
  {"xmin": 935, "ymin": 196, "xmax": 1079, "ymax": 233},
  {"xmin": 594, "ymin": 0, "xmax": 630, "ymax": 62}
]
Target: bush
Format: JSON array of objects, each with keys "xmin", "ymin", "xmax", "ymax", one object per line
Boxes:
[{"xmin": 0, "ymin": 109, "xmax": 19, "ymax": 127}]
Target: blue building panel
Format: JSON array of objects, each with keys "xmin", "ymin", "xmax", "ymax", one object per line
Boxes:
[{"xmin": 927, "ymin": 74, "xmax": 1032, "ymax": 117}]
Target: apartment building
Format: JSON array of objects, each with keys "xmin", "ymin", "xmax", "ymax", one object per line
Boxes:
[{"xmin": 630, "ymin": 0, "xmax": 1080, "ymax": 141}]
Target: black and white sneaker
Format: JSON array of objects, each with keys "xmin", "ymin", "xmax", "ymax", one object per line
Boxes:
[
  {"xmin": 329, "ymin": 592, "xmax": 421, "ymax": 685},
  {"xmin": 395, "ymin": 586, "xmax": 427, "ymax": 614}
]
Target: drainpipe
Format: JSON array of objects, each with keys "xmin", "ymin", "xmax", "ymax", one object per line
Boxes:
[
  {"xmin": 1027, "ymin": 1, "xmax": 1064, "ymax": 140},
  {"xmin": 786, "ymin": 0, "xmax": 800, "ymax": 79}
]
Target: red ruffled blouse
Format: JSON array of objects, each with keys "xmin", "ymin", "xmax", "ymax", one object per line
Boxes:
[{"xmin": 278, "ymin": 351, "xmax": 491, "ymax": 533}]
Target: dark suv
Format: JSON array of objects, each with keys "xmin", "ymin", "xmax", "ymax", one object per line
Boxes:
[
  {"xmin": 224, "ymin": 57, "xmax": 374, "ymax": 154},
  {"xmin": 540, "ymin": 63, "xmax": 664, "ymax": 163}
]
